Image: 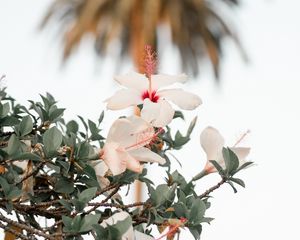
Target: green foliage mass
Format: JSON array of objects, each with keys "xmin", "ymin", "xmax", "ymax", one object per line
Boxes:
[{"xmin": 0, "ymin": 88, "xmax": 252, "ymax": 239}]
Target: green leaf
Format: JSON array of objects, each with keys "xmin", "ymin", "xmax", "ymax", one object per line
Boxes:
[
  {"xmin": 6, "ymin": 134, "xmax": 22, "ymax": 155},
  {"xmin": 237, "ymin": 161, "xmax": 254, "ymax": 172},
  {"xmin": 209, "ymin": 160, "xmax": 225, "ymax": 176},
  {"xmin": 78, "ymin": 187, "xmax": 97, "ymax": 203},
  {"xmin": 0, "ymin": 102, "xmax": 10, "ymax": 118},
  {"xmin": 202, "ymin": 217, "xmax": 214, "ymax": 224},
  {"xmin": 77, "ymin": 144, "xmax": 90, "ymax": 159},
  {"xmin": 227, "ymin": 181, "xmax": 238, "ymax": 193},
  {"xmin": 59, "ymin": 199, "xmax": 73, "ymax": 212},
  {"xmin": 230, "ymin": 178, "xmax": 245, "ymax": 188},
  {"xmin": 66, "ymin": 120, "xmax": 79, "ymax": 134},
  {"xmin": 46, "ymin": 92, "xmax": 56, "ymax": 104},
  {"xmin": 49, "ymin": 108, "xmax": 65, "ymax": 122},
  {"xmin": 72, "ymin": 199, "xmax": 86, "ymax": 212},
  {"xmin": 177, "ymin": 189, "xmax": 187, "ymax": 205},
  {"xmin": 173, "ymin": 111, "xmax": 185, "ymax": 120},
  {"xmin": 189, "ymin": 224, "xmax": 202, "ymax": 240},
  {"xmin": 62, "ymin": 216, "xmax": 73, "ymax": 232},
  {"xmin": 174, "ymin": 131, "xmax": 190, "ymax": 149},
  {"xmin": 78, "ymin": 115, "xmax": 88, "ymax": 132},
  {"xmin": 222, "ymin": 147, "xmax": 239, "ymax": 175},
  {"xmin": 98, "ymin": 111, "xmax": 104, "ymax": 124},
  {"xmin": 57, "ymin": 160, "xmax": 71, "ymax": 172},
  {"xmin": 88, "ymin": 120, "xmax": 99, "ymax": 135},
  {"xmin": 188, "ymin": 198, "xmax": 206, "ymax": 225},
  {"xmin": 54, "ymin": 177, "xmax": 74, "ymax": 194},
  {"xmin": 11, "ymin": 152, "xmax": 40, "ymax": 161},
  {"xmin": 174, "ymin": 202, "xmax": 188, "ymax": 218},
  {"xmin": 171, "ymin": 170, "xmax": 187, "ymax": 187},
  {"xmin": 0, "ymin": 177, "xmax": 21, "ymax": 200},
  {"xmin": 19, "ymin": 116, "xmax": 33, "ymax": 136},
  {"xmin": 72, "ymin": 215, "xmax": 82, "ymax": 232},
  {"xmin": 0, "ymin": 176, "xmax": 10, "ymax": 195},
  {"xmin": 110, "ymin": 215, "xmax": 132, "ymax": 237},
  {"xmin": 187, "ymin": 116, "xmax": 197, "ymax": 137},
  {"xmin": 7, "ymin": 187, "xmax": 21, "ymax": 200},
  {"xmin": 228, "ymin": 148, "xmax": 240, "ymax": 173},
  {"xmin": 30, "ymin": 101, "xmax": 49, "ymax": 121},
  {"xmin": 83, "ymin": 164, "xmax": 98, "ymax": 181},
  {"xmin": 151, "ymin": 184, "xmax": 176, "ymax": 207},
  {"xmin": 93, "ymin": 225, "xmax": 108, "ymax": 239},
  {"xmin": 43, "ymin": 127, "xmax": 62, "ymax": 157},
  {"xmin": 0, "ymin": 116, "xmax": 19, "ymax": 126},
  {"xmin": 222, "ymin": 147, "xmax": 231, "ymax": 174},
  {"xmin": 79, "ymin": 214, "xmax": 101, "ymax": 233}
]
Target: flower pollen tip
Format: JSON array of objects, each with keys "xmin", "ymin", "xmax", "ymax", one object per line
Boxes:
[{"xmin": 144, "ymin": 45, "xmax": 157, "ymax": 78}]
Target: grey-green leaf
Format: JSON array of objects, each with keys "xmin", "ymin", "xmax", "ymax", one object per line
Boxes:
[
  {"xmin": 6, "ymin": 134, "xmax": 22, "ymax": 155},
  {"xmin": 189, "ymin": 198, "xmax": 206, "ymax": 225},
  {"xmin": 19, "ymin": 116, "xmax": 33, "ymax": 136},
  {"xmin": 80, "ymin": 214, "xmax": 101, "ymax": 233},
  {"xmin": 54, "ymin": 177, "xmax": 74, "ymax": 194},
  {"xmin": 79, "ymin": 187, "xmax": 97, "ymax": 203},
  {"xmin": 43, "ymin": 127, "xmax": 62, "ymax": 157}
]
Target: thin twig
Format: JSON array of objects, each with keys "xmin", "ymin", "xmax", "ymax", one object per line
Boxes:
[
  {"xmin": 85, "ymin": 184, "xmax": 121, "ymax": 214},
  {"xmin": 88, "ymin": 201, "xmax": 146, "ymax": 209},
  {"xmin": 18, "ymin": 161, "xmax": 46, "ymax": 184},
  {"xmin": 0, "ymin": 213, "xmax": 55, "ymax": 240},
  {"xmin": 199, "ymin": 177, "xmax": 227, "ymax": 199},
  {"xmin": 0, "ymin": 220, "xmax": 29, "ymax": 240}
]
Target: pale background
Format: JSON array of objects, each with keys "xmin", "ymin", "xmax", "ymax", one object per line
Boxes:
[{"xmin": 0, "ymin": 0, "xmax": 300, "ymax": 239}]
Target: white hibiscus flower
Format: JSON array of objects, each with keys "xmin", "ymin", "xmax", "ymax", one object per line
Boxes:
[
  {"xmin": 100, "ymin": 115, "xmax": 165, "ymax": 175},
  {"xmin": 194, "ymin": 126, "xmax": 251, "ymax": 180},
  {"xmin": 105, "ymin": 72, "xmax": 202, "ymax": 127}
]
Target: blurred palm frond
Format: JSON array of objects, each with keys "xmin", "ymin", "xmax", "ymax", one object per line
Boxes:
[{"xmin": 41, "ymin": 0, "xmax": 246, "ymax": 79}]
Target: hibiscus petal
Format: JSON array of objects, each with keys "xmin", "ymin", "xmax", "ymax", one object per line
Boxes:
[
  {"xmin": 114, "ymin": 72, "xmax": 148, "ymax": 92},
  {"xmin": 151, "ymin": 73, "xmax": 188, "ymax": 90},
  {"xmin": 129, "ymin": 147, "xmax": 166, "ymax": 165},
  {"xmin": 101, "ymin": 211, "xmax": 134, "ymax": 240},
  {"xmin": 102, "ymin": 142, "xmax": 127, "ymax": 175},
  {"xmin": 141, "ymin": 99, "xmax": 175, "ymax": 127},
  {"xmin": 93, "ymin": 160, "xmax": 109, "ymax": 177},
  {"xmin": 125, "ymin": 153, "xmax": 143, "ymax": 173},
  {"xmin": 105, "ymin": 89, "xmax": 142, "ymax": 110},
  {"xmin": 230, "ymin": 147, "xmax": 251, "ymax": 165},
  {"xmin": 106, "ymin": 116, "xmax": 154, "ymax": 150},
  {"xmin": 101, "ymin": 211, "xmax": 128, "ymax": 226},
  {"xmin": 158, "ymin": 88, "xmax": 202, "ymax": 110},
  {"xmin": 104, "ymin": 142, "xmax": 143, "ymax": 174},
  {"xmin": 200, "ymin": 126, "xmax": 225, "ymax": 161},
  {"xmin": 134, "ymin": 231, "xmax": 155, "ymax": 240}
]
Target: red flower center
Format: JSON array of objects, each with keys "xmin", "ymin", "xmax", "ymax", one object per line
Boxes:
[{"xmin": 142, "ymin": 90, "xmax": 159, "ymax": 103}]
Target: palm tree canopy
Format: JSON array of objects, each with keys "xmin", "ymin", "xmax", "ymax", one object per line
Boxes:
[{"xmin": 41, "ymin": 0, "xmax": 246, "ymax": 79}]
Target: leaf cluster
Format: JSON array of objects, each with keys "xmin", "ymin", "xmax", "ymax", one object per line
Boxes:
[{"xmin": 0, "ymin": 88, "xmax": 251, "ymax": 240}]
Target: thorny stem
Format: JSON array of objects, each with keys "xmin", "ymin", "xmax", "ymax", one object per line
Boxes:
[
  {"xmin": 85, "ymin": 184, "xmax": 121, "ymax": 214},
  {"xmin": 48, "ymin": 183, "xmax": 122, "ymax": 229},
  {"xmin": 0, "ymin": 213, "xmax": 55, "ymax": 240},
  {"xmin": 199, "ymin": 177, "xmax": 227, "ymax": 199},
  {"xmin": 88, "ymin": 201, "xmax": 147, "ymax": 209}
]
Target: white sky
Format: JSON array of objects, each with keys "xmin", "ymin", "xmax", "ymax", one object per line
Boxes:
[{"xmin": 0, "ymin": 0, "xmax": 300, "ymax": 239}]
